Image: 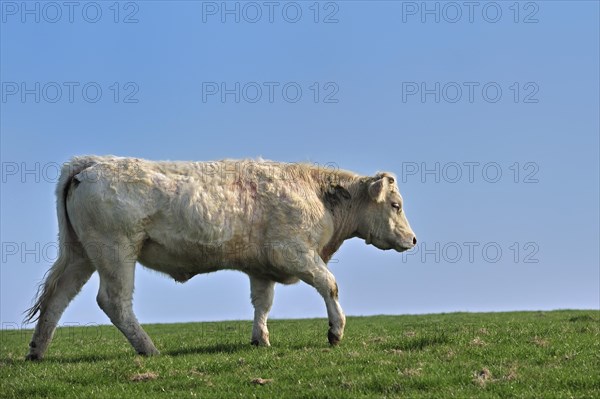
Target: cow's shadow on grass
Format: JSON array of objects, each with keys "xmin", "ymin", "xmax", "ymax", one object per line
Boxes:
[
  {"xmin": 45, "ymin": 353, "xmax": 119, "ymax": 363},
  {"xmin": 5, "ymin": 343, "xmax": 250, "ymax": 364},
  {"xmin": 165, "ymin": 342, "xmax": 249, "ymax": 357},
  {"xmin": 52, "ymin": 342, "xmax": 250, "ymax": 362},
  {"xmin": 0, "ymin": 353, "xmax": 120, "ymax": 365},
  {"xmin": 1, "ymin": 342, "xmax": 259, "ymax": 365}
]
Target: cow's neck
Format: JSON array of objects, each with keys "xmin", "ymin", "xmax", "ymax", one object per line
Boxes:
[{"xmin": 320, "ymin": 177, "xmax": 366, "ymax": 264}]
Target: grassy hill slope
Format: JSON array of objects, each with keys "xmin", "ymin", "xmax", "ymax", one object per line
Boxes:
[{"xmin": 1, "ymin": 310, "xmax": 598, "ymax": 398}]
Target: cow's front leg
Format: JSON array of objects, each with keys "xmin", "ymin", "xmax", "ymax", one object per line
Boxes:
[
  {"xmin": 249, "ymin": 276, "xmax": 275, "ymax": 346},
  {"xmin": 297, "ymin": 258, "xmax": 346, "ymax": 346}
]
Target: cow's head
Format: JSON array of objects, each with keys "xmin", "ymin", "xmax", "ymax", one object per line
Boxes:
[{"xmin": 357, "ymin": 173, "xmax": 417, "ymax": 252}]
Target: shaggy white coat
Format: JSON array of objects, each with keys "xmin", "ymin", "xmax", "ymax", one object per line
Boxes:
[{"xmin": 25, "ymin": 156, "xmax": 416, "ymax": 359}]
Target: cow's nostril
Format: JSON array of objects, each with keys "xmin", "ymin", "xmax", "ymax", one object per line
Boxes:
[{"xmin": 413, "ymin": 237, "xmax": 417, "ymax": 245}]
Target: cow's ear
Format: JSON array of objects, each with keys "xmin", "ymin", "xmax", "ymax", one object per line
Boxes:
[{"xmin": 368, "ymin": 177, "xmax": 387, "ymax": 202}]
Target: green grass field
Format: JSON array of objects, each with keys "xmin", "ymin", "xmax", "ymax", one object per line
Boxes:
[{"xmin": 1, "ymin": 310, "xmax": 598, "ymax": 398}]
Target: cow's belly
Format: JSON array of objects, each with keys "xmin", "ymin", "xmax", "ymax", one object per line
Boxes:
[{"xmin": 137, "ymin": 238, "xmax": 300, "ymax": 284}]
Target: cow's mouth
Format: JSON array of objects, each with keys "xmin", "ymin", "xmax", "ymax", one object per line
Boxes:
[
  {"xmin": 394, "ymin": 240, "xmax": 416, "ymax": 253},
  {"xmin": 394, "ymin": 245, "xmax": 412, "ymax": 253},
  {"xmin": 366, "ymin": 233, "xmax": 415, "ymax": 252}
]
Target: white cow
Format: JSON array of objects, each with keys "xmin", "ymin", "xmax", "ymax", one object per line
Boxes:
[{"xmin": 24, "ymin": 156, "xmax": 416, "ymax": 360}]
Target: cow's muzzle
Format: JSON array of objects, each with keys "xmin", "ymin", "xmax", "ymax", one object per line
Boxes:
[{"xmin": 395, "ymin": 235, "xmax": 417, "ymax": 252}]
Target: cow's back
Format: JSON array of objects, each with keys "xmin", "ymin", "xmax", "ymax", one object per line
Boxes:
[{"xmin": 69, "ymin": 156, "xmax": 326, "ymax": 256}]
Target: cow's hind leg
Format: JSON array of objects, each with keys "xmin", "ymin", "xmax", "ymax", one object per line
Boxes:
[
  {"xmin": 249, "ymin": 276, "xmax": 275, "ymax": 346},
  {"xmin": 26, "ymin": 252, "xmax": 95, "ymax": 360},
  {"xmin": 93, "ymin": 243, "xmax": 159, "ymax": 356}
]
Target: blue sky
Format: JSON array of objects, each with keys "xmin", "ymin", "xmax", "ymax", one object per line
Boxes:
[{"xmin": 1, "ymin": 1, "xmax": 598, "ymax": 330}]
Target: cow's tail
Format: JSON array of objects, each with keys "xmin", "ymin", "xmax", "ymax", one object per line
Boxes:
[{"xmin": 23, "ymin": 157, "xmax": 97, "ymax": 324}]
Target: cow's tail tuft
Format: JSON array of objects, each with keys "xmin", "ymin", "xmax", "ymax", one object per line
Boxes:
[{"xmin": 23, "ymin": 157, "xmax": 96, "ymax": 324}]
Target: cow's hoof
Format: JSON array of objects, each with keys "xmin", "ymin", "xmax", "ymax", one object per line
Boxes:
[
  {"xmin": 328, "ymin": 330, "xmax": 341, "ymax": 346},
  {"xmin": 251, "ymin": 339, "xmax": 271, "ymax": 347},
  {"xmin": 25, "ymin": 353, "xmax": 41, "ymax": 361},
  {"xmin": 138, "ymin": 349, "xmax": 160, "ymax": 356}
]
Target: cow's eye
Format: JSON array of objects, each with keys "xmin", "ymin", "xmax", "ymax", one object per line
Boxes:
[{"xmin": 391, "ymin": 202, "xmax": 401, "ymax": 212}]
